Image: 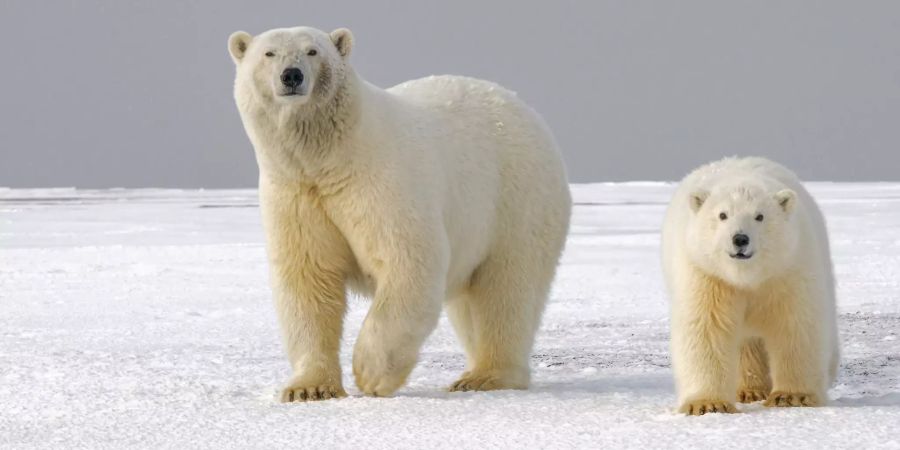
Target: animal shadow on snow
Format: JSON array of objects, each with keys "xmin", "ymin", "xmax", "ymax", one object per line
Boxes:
[
  {"xmin": 831, "ymin": 393, "xmax": 900, "ymax": 408},
  {"xmin": 391, "ymin": 373, "xmax": 674, "ymax": 401}
]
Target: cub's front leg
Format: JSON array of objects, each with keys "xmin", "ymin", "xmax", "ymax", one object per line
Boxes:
[
  {"xmin": 756, "ymin": 283, "xmax": 829, "ymax": 408},
  {"xmin": 260, "ymin": 183, "xmax": 355, "ymax": 402},
  {"xmin": 671, "ymin": 272, "xmax": 743, "ymax": 415}
]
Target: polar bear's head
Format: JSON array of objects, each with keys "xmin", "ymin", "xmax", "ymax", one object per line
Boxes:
[
  {"xmin": 228, "ymin": 26, "xmax": 353, "ymax": 108},
  {"xmin": 685, "ymin": 183, "xmax": 799, "ymax": 288}
]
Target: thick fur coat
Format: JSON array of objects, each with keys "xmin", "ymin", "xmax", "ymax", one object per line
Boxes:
[
  {"xmin": 661, "ymin": 157, "xmax": 839, "ymax": 415},
  {"xmin": 228, "ymin": 26, "xmax": 571, "ymax": 400}
]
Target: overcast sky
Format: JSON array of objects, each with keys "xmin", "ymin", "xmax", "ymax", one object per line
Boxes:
[{"xmin": 1, "ymin": 1, "xmax": 899, "ymax": 188}]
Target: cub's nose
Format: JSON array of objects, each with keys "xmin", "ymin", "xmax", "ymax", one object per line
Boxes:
[
  {"xmin": 732, "ymin": 233, "xmax": 750, "ymax": 248},
  {"xmin": 280, "ymin": 68, "xmax": 304, "ymax": 88}
]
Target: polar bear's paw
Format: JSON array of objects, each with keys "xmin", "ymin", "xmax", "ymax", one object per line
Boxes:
[
  {"xmin": 737, "ymin": 388, "xmax": 769, "ymax": 403},
  {"xmin": 280, "ymin": 383, "xmax": 346, "ymax": 403},
  {"xmin": 352, "ymin": 346, "xmax": 417, "ymax": 397},
  {"xmin": 353, "ymin": 363, "xmax": 410, "ymax": 397},
  {"xmin": 448, "ymin": 370, "xmax": 528, "ymax": 392},
  {"xmin": 764, "ymin": 391, "xmax": 821, "ymax": 407},
  {"xmin": 678, "ymin": 399, "xmax": 737, "ymax": 415}
]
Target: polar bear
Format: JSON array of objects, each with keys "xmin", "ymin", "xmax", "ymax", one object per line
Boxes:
[
  {"xmin": 661, "ymin": 157, "xmax": 839, "ymax": 415},
  {"xmin": 227, "ymin": 26, "xmax": 571, "ymax": 401}
]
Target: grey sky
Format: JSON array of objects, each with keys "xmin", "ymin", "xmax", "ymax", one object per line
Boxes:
[{"xmin": 1, "ymin": 1, "xmax": 899, "ymax": 188}]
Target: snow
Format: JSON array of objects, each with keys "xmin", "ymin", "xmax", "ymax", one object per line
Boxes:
[{"xmin": 1, "ymin": 184, "xmax": 899, "ymax": 449}]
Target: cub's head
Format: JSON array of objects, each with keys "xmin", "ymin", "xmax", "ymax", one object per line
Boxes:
[
  {"xmin": 228, "ymin": 26, "xmax": 353, "ymax": 108},
  {"xmin": 685, "ymin": 183, "xmax": 799, "ymax": 288}
]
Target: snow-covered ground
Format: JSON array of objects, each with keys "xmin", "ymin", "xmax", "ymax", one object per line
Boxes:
[{"xmin": 1, "ymin": 184, "xmax": 898, "ymax": 449}]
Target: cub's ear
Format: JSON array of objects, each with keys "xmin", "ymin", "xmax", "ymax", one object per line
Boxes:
[
  {"xmin": 330, "ymin": 28, "xmax": 354, "ymax": 58},
  {"xmin": 228, "ymin": 31, "xmax": 253, "ymax": 64},
  {"xmin": 775, "ymin": 189, "xmax": 796, "ymax": 213},
  {"xmin": 689, "ymin": 190, "xmax": 709, "ymax": 213}
]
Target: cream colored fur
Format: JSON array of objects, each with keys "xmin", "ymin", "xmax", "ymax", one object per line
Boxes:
[
  {"xmin": 661, "ymin": 157, "xmax": 839, "ymax": 415},
  {"xmin": 228, "ymin": 26, "xmax": 571, "ymax": 401}
]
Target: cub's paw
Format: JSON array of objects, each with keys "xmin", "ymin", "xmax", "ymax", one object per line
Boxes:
[
  {"xmin": 764, "ymin": 391, "xmax": 821, "ymax": 407},
  {"xmin": 679, "ymin": 399, "xmax": 737, "ymax": 416},
  {"xmin": 737, "ymin": 388, "xmax": 769, "ymax": 403},
  {"xmin": 449, "ymin": 369, "xmax": 528, "ymax": 392}
]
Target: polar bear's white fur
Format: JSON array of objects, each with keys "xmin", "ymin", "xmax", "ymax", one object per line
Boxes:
[
  {"xmin": 662, "ymin": 157, "xmax": 839, "ymax": 415},
  {"xmin": 228, "ymin": 26, "xmax": 571, "ymax": 401}
]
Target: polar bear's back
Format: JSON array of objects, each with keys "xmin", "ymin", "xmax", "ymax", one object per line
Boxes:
[
  {"xmin": 666, "ymin": 157, "xmax": 813, "ymax": 236},
  {"xmin": 382, "ymin": 75, "xmax": 571, "ymax": 291},
  {"xmin": 680, "ymin": 157, "xmax": 804, "ymax": 194},
  {"xmin": 685, "ymin": 157, "xmax": 828, "ymax": 250},
  {"xmin": 386, "ymin": 74, "xmax": 569, "ymax": 211},
  {"xmin": 388, "ymin": 75, "xmax": 559, "ymax": 154},
  {"xmin": 388, "ymin": 74, "xmax": 567, "ymax": 180},
  {"xmin": 388, "ymin": 75, "xmax": 524, "ymax": 113}
]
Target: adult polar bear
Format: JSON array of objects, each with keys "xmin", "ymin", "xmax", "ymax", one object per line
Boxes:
[
  {"xmin": 228, "ymin": 26, "xmax": 571, "ymax": 401},
  {"xmin": 662, "ymin": 157, "xmax": 839, "ymax": 415}
]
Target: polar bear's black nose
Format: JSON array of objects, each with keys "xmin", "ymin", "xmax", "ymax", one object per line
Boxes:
[
  {"xmin": 280, "ymin": 68, "xmax": 304, "ymax": 88},
  {"xmin": 732, "ymin": 233, "xmax": 750, "ymax": 248}
]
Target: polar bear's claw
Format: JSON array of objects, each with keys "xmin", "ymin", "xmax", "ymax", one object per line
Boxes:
[
  {"xmin": 679, "ymin": 399, "xmax": 737, "ymax": 416},
  {"xmin": 737, "ymin": 388, "xmax": 769, "ymax": 403},
  {"xmin": 280, "ymin": 384, "xmax": 346, "ymax": 403},
  {"xmin": 448, "ymin": 371, "xmax": 527, "ymax": 392},
  {"xmin": 764, "ymin": 391, "xmax": 821, "ymax": 407}
]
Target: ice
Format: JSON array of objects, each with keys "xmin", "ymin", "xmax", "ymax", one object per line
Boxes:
[{"xmin": 1, "ymin": 184, "xmax": 898, "ymax": 449}]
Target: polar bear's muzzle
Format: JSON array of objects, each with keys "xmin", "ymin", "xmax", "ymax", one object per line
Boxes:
[
  {"xmin": 278, "ymin": 67, "xmax": 308, "ymax": 97},
  {"xmin": 729, "ymin": 233, "xmax": 753, "ymax": 259}
]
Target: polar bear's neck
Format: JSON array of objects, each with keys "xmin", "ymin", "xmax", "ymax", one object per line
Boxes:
[
  {"xmin": 248, "ymin": 69, "xmax": 365, "ymax": 184},
  {"xmin": 277, "ymin": 70, "xmax": 360, "ymax": 152}
]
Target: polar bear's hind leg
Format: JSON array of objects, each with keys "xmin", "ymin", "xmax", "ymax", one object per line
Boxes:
[{"xmin": 447, "ymin": 244, "xmax": 558, "ymax": 392}]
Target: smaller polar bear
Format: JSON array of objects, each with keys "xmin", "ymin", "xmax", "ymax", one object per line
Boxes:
[
  {"xmin": 228, "ymin": 26, "xmax": 571, "ymax": 401},
  {"xmin": 662, "ymin": 157, "xmax": 839, "ymax": 415}
]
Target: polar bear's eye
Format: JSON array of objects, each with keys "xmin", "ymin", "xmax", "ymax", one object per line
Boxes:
[
  {"xmin": 755, "ymin": 214, "xmax": 764, "ymax": 222},
  {"xmin": 719, "ymin": 212, "xmax": 728, "ymax": 221},
  {"xmin": 307, "ymin": 49, "xmax": 318, "ymax": 56},
  {"xmin": 265, "ymin": 51, "xmax": 275, "ymax": 57}
]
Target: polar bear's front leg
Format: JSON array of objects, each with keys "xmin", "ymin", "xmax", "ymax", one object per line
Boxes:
[
  {"xmin": 671, "ymin": 273, "xmax": 743, "ymax": 415},
  {"xmin": 276, "ymin": 288, "xmax": 347, "ymax": 402},
  {"xmin": 260, "ymin": 184, "xmax": 355, "ymax": 402},
  {"xmin": 763, "ymin": 330, "xmax": 826, "ymax": 407},
  {"xmin": 737, "ymin": 337, "xmax": 772, "ymax": 403},
  {"xmin": 352, "ymin": 260, "xmax": 447, "ymax": 397}
]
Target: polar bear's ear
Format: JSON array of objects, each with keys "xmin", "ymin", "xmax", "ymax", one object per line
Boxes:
[
  {"xmin": 689, "ymin": 190, "xmax": 709, "ymax": 213},
  {"xmin": 774, "ymin": 189, "xmax": 796, "ymax": 213},
  {"xmin": 330, "ymin": 28, "xmax": 354, "ymax": 59},
  {"xmin": 228, "ymin": 31, "xmax": 253, "ymax": 64}
]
